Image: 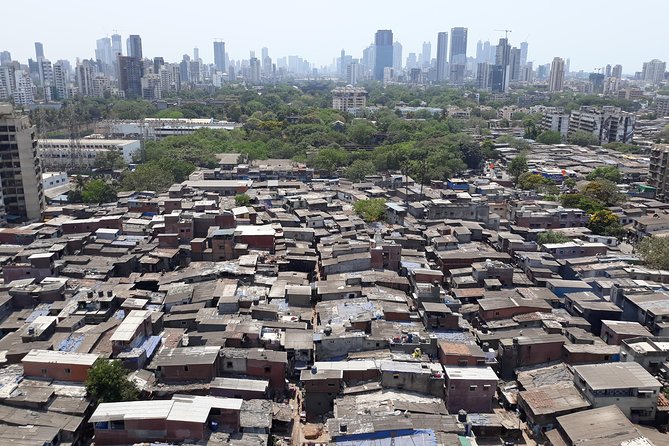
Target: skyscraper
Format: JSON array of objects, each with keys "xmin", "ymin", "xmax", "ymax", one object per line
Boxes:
[
  {"xmin": 436, "ymin": 32, "xmax": 448, "ymax": 82},
  {"xmin": 476, "ymin": 40, "xmax": 484, "ymax": 63},
  {"xmin": 0, "ymin": 103, "xmax": 44, "ymax": 222},
  {"xmin": 477, "ymin": 63, "xmax": 491, "ymax": 90},
  {"xmin": 214, "ymin": 41, "xmax": 226, "ymax": 72},
  {"xmin": 509, "ymin": 47, "xmax": 522, "ymax": 81},
  {"xmin": 76, "ymin": 60, "xmax": 95, "ymax": 96},
  {"xmin": 111, "ymin": 34, "xmax": 122, "ymax": 57},
  {"xmin": 519, "ymin": 42, "xmax": 528, "ymax": 67},
  {"xmin": 0, "ymin": 51, "xmax": 11, "ymax": 66},
  {"xmin": 449, "ymin": 27, "xmax": 468, "ymax": 66},
  {"xmin": 393, "ymin": 42, "xmax": 402, "ymax": 71},
  {"xmin": 373, "ymin": 30, "xmax": 393, "ymax": 81},
  {"xmin": 126, "ymin": 35, "xmax": 143, "ymax": 60},
  {"xmin": 549, "ymin": 57, "xmax": 565, "ymax": 92},
  {"xmin": 494, "ymin": 38, "xmax": 511, "ymax": 92},
  {"xmin": 118, "ymin": 55, "xmax": 143, "ymax": 98},
  {"xmin": 421, "ymin": 41, "xmax": 431, "ymax": 67},
  {"xmin": 34, "ymin": 42, "xmax": 44, "ymax": 60}
]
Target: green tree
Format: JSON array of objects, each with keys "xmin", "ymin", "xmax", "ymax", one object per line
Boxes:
[
  {"xmin": 638, "ymin": 236, "xmax": 669, "ymax": 270},
  {"xmin": 537, "ymin": 231, "xmax": 572, "ymax": 245},
  {"xmin": 121, "ymin": 162, "xmax": 175, "ymax": 193},
  {"xmin": 310, "ymin": 147, "xmax": 349, "ymax": 176},
  {"xmin": 536, "ymin": 130, "xmax": 562, "ymax": 145},
  {"xmin": 81, "ymin": 179, "xmax": 118, "ymax": 204},
  {"xmin": 568, "ymin": 130, "xmax": 599, "ymax": 147},
  {"xmin": 235, "ymin": 193, "xmax": 252, "ymax": 206},
  {"xmin": 155, "ymin": 109, "xmax": 185, "ymax": 119},
  {"xmin": 353, "ymin": 199, "xmax": 386, "ymax": 222},
  {"xmin": 587, "ymin": 209, "xmax": 623, "ymax": 237},
  {"xmin": 586, "ymin": 166, "xmax": 622, "ymax": 183},
  {"xmin": 347, "ymin": 121, "xmax": 376, "ymax": 145},
  {"xmin": 560, "ymin": 193, "xmax": 604, "ymax": 214},
  {"xmin": 508, "ymin": 154, "xmax": 528, "ymax": 181},
  {"xmin": 94, "ymin": 151, "xmax": 127, "ymax": 170},
  {"xmin": 344, "ymin": 160, "xmax": 376, "ymax": 182},
  {"xmin": 518, "ymin": 172, "xmax": 554, "ymax": 191},
  {"xmin": 85, "ymin": 359, "xmax": 139, "ymax": 403},
  {"xmin": 582, "ymin": 179, "xmax": 624, "ymax": 206}
]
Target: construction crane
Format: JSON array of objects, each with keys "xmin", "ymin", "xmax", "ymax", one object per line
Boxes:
[{"xmin": 495, "ymin": 29, "xmax": 513, "ymax": 39}]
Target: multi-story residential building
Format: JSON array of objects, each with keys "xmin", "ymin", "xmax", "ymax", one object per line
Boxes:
[
  {"xmin": 213, "ymin": 41, "xmax": 226, "ymax": 72},
  {"xmin": 331, "ymin": 86, "xmax": 367, "ymax": 114},
  {"xmin": 0, "ymin": 103, "xmax": 44, "ymax": 222},
  {"xmin": 52, "ymin": 61, "xmax": 68, "ymax": 100},
  {"xmin": 540, "ymin": 107, "xmax": 569, "ymax": 139},
  {"xmin": 641, "ymin": 59, "xmax": 666, "ymax": 85},
  {"xmin": 141, "ymin": 74, "xmax": 161, "ymax": 100},
  {"xmin": 648, "ymin": 144, "xmax": 669, "ymax": 201},
  {"xmin": 572, "ymin": 362, "xmax": 661, "ymax": 423},
  {"xmin": 568, "ymin": 106, "xmax": 635, "ymax": 144},
  {"xmin": 656, "ymin": 95, "xmax": 669, "ymax": 117},
  {"xmin": 76, "ymin": 60, "xmax": 95, "ymax": 97},
  {"xmin": 12, "ymin": 70, "xmax": 34, "ymax": 106},
  {"xmin": 126, "ymin": 34, "xmax": 143, "ymax": 60}
]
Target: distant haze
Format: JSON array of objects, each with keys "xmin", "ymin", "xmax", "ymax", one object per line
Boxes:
[{"xmin": 2, "ymin": 0, "xmax": 666, "ymax": 73}]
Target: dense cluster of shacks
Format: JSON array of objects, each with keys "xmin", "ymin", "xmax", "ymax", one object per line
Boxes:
[{"xmin": 3, "ymin": 147, "xmax": 669, "ymax": 446}]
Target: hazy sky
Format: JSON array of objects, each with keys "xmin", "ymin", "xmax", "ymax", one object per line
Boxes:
[{"xmin": 1, "ymin": 0, "xmax": 666, "ymax": 73}]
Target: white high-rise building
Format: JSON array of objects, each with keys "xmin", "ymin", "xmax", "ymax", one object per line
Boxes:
[
  {"xmin": 392, "ymin": 42, "xmax": 402, "ymax": 71},
  {"xmin": 13, "ymin": 71, "xmax": 34, "ymax": 106},
  {"xmin": 549, "ymin": 57, "xmax": 565, "ymax": 92},
  {"xmin": 53, "ymin": 62, "xmax": 68, "ymax": 100},
  {"xmin": 642, "ymin": 59, "xmax": 666, "ymax": 85},
  {"xmin": 76, "ymin": 60, "xmax": 95, "ymax": 97}
]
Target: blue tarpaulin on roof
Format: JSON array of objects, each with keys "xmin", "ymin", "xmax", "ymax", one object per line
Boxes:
[{"xmin": 335, "ymin": 429, "xmax": 437, "ymax": 446}]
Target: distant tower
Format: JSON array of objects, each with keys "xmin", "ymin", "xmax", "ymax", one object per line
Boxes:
[
  {"xmin": 214, "ymin": 41, "xmax": 226, "ymax": 72},
  {"xmin": 393, "ymin": 42, "xmax": 402, "ymax": 71},
  {"xmin": 436, "ymin": 32, "xmax": 449, "ymax": 82},
  {"xmin": 373, "ymin": 30, "xmax": 393, "ymax": 81},
  {"xmin": 612, "ymin": 64, "xmax": 623, "ymax": 79},
  {"xmin": 549, "ymin": 57, "xmax": 565, "ymax": 92},
  {"xmin": 421, "ymin": 41, "xmax": 432, "ymax": 67},
  {"xmin": 126, "ymin": 35, "xmax": 142, "ymax": 59},
  {"xmin": 34, "ymin": 42, "xmax": 44, "ymax": 60},
  {"xmin": 111, "ymin": 34, "xmax": 122, "ymax": 57},
  {"xmin": 520, "ymin": 41, "xmax": 528, "ymax": 67}
]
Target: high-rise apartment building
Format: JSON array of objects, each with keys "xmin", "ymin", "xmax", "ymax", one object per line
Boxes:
[
  {"xmin": 126, "ymin": 35, "xmax": 143, "ymax": 60},
  {"xmin": 476, "ymin": 63, "xmax": 491, "ymax": 90},
  {"xmin": 612, "ymin": 64, "xmax": 623, "ymax": 80},
  {"xmin": 52, "ymin": 62, "xmax": 68, "ymax": 100},
  {"xmin": 436, "ymin": 32, "xmax": 448, "ymax": 82},
  {"xmin": 117, "ymin": 56, "xmax": 143, "ymax": 98},
  {"xmin": 373, "ymin": 30, "xmax": 393, "ymax": 81},
  {"xmin": 96, "ymin": 38, "xmax": 113, "ymax": 67},
  {"xmin": 249, "ymin": 57, "xmax": 261, "ymax": 83},
  {"xmin": 0, "ymin": 103, "xmax": 44, "ymax": 222},
  {"xmin": 642, "ymin": 59, "xmax": 666, "ymax": 85},
  {"xmin": 549, "ymin": 57, "xmax": 565, "ymax": 92},
  {"xmin": 76, "ymin": 60, "xmax": 95, "ymax": 97},
  {"xmin": 214, "ymin": 41, "xmax": 226, "ymax": 72}
]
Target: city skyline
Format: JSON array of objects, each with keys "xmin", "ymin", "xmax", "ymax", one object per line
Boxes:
[{"xmin": 1, "ymin": 0, "xmax": 667, "ymax": 73}]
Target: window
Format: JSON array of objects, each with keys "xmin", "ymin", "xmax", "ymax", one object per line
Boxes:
[
  {"xmin": 226, "ymin": 361, "xmax": 233, "ymax": 368},
  {"xmin": 64, "ymin": 368, "xmax": 71, "ymax": 374},
  {"xmin": 184, "ymin": 366, "xmax": 189, "ymax": 372},
  {"xmin": 393, "ymin": 374, "xmax": 400, "ymax": 379},
  {"xmin": 483, "ymin": 384, "xmax": 491, "ymax": 390},
  {"xmin": 264, "ymin": 366, "xmax": 271, "ymax": 373},
  {"xmin": 469, "ymin": 385, "xmax": 477, "ymax": 391},
  {"xmin": 41, "ymin": 368, "xmax": 47, "ymax": 375}
]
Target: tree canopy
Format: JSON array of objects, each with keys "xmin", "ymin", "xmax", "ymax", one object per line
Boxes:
[
  {"xmin": 586, "ymin": 166, "xmax": 622, "ymax": 183},
  {"xmin": 508, "ymin": 154, "xmax": 528, "ymax": 182},
  {"xmin": 587, "ymin": 209, "xmax": 623, "ymax": 237},
  {"xmin": 638, "ymin": 236, "xmax": 669, "ymax": 270},
  {"xmin": 81, "ymin": 179, "xmax": 118, "ymax": 204},
  {"xmin": 354, "ymin": 199, "xmax": 386, "ymax": 222},
  {"xmin": 85, "ymin": 359, "xmax": 139, "ymax": 404},
  {"xmin": 537, "ymin": 231, "xmax": 572, "ymax": 245}
]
